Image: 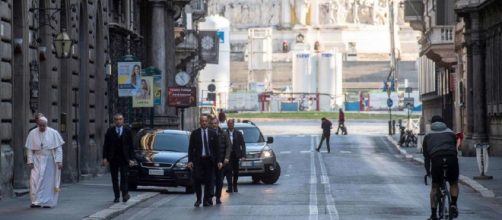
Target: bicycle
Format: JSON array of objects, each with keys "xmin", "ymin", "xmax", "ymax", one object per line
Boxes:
[{"xmin": 425, "ymin": 158, "xmax": 453, "ymax": 220}]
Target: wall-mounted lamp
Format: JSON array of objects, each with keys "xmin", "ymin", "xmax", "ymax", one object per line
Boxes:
[
  {"xmin": 53, "ymin": 29, "xmax": 73, "ymax": 58},
  {"xmin": 105, "ymin": 58, "xmax": 112, "ymax": 78}
]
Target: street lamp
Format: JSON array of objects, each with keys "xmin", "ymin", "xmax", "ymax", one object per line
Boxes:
[{"xmin": 53, "ymin": 29, "xmax": 73, "ymax": 58}]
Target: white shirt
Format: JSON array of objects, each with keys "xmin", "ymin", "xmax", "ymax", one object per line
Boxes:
[
  {"xmin": 228, "ymin": 129, "xmax": 234, "ymax": 144},
  {"xmin": 200, "ymin": 128, "xmax": 209, "ymax": 156}
]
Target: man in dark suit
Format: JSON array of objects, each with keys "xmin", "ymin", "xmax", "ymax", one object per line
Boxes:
[
  {"xmin": 102, "ymin": 113, "xmax": 135, "ymax": 203},
  {"xmin": 188, "ymin": 115, "xmax": 222, "ymax": 207},
  {"xmin": 225, "ymin": 119, "xmax": 246, "ymax": 193},
  {"xmin": 209, "ymin": 117, "xmax": 232, "ymax": 204}
]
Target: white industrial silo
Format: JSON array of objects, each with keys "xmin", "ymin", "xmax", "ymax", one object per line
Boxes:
[
  {"xmin": 198, "ymin": 15, "xmax": 230, "ymax": 109},
  {"xmin": 292, "ymin": 52, "xmax": 314, "ymax": 93},
  {"xmin": 317, "ymin": 52, "xmax": 336, "ymax": 111}
]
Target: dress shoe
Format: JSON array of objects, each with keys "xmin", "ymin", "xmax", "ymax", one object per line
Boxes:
[
  {"xmin": 113, "ymin": 198, "xmax": 120, "ymax": 203},
  {"xmin": 30, "ymin": 204, "xmax": 41, "ymax": 208},
  {"xmin": 233, "ymin": 185, "xmax": 238, "ymax": 192},
  {"xmin": 122, "ymin": 194, "xmax": 130, "ymax": 202},
  {"xmin": 42, "ymin": 206, "xmax": 51, "ymax": 208},
  {"xmin": 226, "ymin": 188, "xmax": 233, "ymax": 193},
  {"xmin": 194, "ymin": 200, "xmax": 201, "ymax": 207},
  {"xmin": 315, "ymin": 148, "xmax": 320, "ymax": 152},
  {"xmin": 216, "ymin": 198, "xmax": 222, "ymax": 204},
  {"xmin": 203, "ymin": 201, "xmax": 211, "ymax": 207}
]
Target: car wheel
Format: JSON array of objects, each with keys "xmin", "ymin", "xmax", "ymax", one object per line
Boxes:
[
  {"xmin": 185, "ymin": 186, "xmax": 194, "ymax": 194},
  {"xmin": 252, "ymin": 175, "xmax": 261, "ymax": 184},
  {"xmin": 261, "ymin": 162, "xmax": 281, "ymax": 184},
  {"xmin": 128, "ymin": 182, "xmax": 138, "ymax": 191}
]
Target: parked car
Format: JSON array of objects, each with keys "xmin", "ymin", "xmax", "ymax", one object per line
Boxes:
[
  {"xmin": 128, "ymin": 129, "xmax": 193, "ymax": 193},
  {"xmin": 221, "ymin": 120, "xmax": 281, "ymax": 184}
]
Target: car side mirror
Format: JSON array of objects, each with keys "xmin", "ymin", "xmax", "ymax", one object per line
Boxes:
[{"xmin": 267, "ymin": 137, "xmax": 274, "ymax": 144}]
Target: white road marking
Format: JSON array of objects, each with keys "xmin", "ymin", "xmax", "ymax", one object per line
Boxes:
[
  {"xmin": 309, "ymin": 135, "xmax": 318, "ymax": 220},
  {"xmin": 316, "ymin": 135, "xmax": 340, "ymax": 220},
  {"xmin": 125, "ymin": 195, "xmax": 178, "ymax": 220},
  {"xmin": 301, "ymin": 150, "xmax": 311, "ymax": 154},
  {"xmin": 279, "ymin": 151, "xmax": 292, "ymax": 154},
  {"xmin": 340, "ymin": 150, "xmax": 352, "ymax": 154}
]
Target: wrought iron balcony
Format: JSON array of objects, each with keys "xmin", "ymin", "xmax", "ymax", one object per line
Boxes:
[{"xmin": 404, "ymin": 0, "xmax": 424, "ymax": 31}]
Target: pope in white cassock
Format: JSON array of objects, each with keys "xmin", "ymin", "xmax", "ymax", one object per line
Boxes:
[{"xmin": 25, "ymin": 116, "xmax": 64, "ymax": 208}]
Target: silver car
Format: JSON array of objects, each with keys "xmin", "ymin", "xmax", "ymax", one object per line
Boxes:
[{"xmin": 221, "ymin": 121, "xmax": 281, "ymax": 184}]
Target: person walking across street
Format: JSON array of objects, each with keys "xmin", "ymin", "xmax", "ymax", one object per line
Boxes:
[
  {"xmin": 423, "ymin": 115, "xmax": 460, "ymax": 220},
  {"xmin": 316, "ymin": 117, "xmax": 332, "ymax": 153},
  {"xmin": 102, "ymin": 113, "xmax": 135, "ymax": 203},
  {"xmin": 225, "ymin": 119, "xmax": 246, "ymax": 193},
  {"xmin": 209, "ymin": 117, "xmax": 232, "ymax": 204},
  {"xmin": 25, "ymin": 116, "xmax": 64, "ymax": 208},
  {"xmin": 336, "ymin": 108, "xmax": 347, "ymax": 135},
  {"xmin": 188, "ymin": 115, "xmax": 222, "ymax": 207}
]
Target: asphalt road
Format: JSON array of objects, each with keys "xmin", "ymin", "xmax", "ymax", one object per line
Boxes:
[{"xmin": 113, "ymin": 120, "xmax": 502, "ymax": 220}]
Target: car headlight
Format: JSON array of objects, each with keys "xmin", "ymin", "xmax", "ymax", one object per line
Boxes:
[
  {"xmin": 174, "ymin": 157, "xmax": 188, "ymax": 169},
  {"xmin": 261, "ymin": 147, "xmax": 273, "ymax": 158}
]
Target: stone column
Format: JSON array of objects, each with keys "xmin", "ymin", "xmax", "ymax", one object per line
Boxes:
[
  {"xmin": 149, "ymin": 1, "xmax": 167, "ymax": 115},
  {"xmin": 311, "ymin": 0, "xmax": 319, "ymax": 27},
  {"xmin": 281, "ymin": 0, "xmax": 292, "ymax": 28},
  {"xmin": 470, "ymin": 12, "xmax": 487, "ymax": 142}
]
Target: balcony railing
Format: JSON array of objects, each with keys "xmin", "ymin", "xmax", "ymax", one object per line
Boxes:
[{"xmin": 427, "ymin": 26, "xmax": 455, "ymax": 45}]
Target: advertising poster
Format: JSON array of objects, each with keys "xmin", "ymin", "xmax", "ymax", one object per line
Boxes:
[
  {"xmin": 132, "ymin": 76, "xmax": 154, "ymax": 107},
  {"xmin": 118, "ymin": 61, "xmax": 141, "ymax": 97},
  {"xmin": 153, "ymin": 75, "xmax": 162, "ymax": 105}
]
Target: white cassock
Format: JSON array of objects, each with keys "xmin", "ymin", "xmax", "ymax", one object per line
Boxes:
[{"xmin": 25, "ymin": 127, "xmax": 64, "ymax": 207}]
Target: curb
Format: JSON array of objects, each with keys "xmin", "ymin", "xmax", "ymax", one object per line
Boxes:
[
  {"xmin": 82, "ymin": 192, "xmax": 159, "ymax": 220},
  {"xmin": 385, "ymin": 135, "xmax": 496, "ymax": 198}
]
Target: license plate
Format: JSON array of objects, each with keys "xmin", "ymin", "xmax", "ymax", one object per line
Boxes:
[
  {"xmin": 240, "ymin": 161, "xmax": 253, "ymax": 167},
  {"xmin": 148, "ymin": 169, "xmax": 164, "ymax": 176}
]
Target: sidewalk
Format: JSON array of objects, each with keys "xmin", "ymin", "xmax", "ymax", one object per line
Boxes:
[
  {"xmin": 0, "ymin": 174, "xmax": 159, "ymax": 220},
  {"xmin": 388, "ymin": 134, "xmax": 502, "ymax": 199}
]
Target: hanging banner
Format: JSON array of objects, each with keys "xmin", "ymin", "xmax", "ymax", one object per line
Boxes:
[
  {"xmin": 132, "ymin": 76, "xmax": 154, "ymax": 107},
  {"xmin": 199, "ymin": 31, "xmax": 219, "ymax": 64},
  {"xmin": 117, "ymin": 55, "xmax": 141, "ymax": 97}
]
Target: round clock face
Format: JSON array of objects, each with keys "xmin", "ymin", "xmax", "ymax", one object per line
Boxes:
[
  {"xmin": 175, "ymin": 72, "xmax": 190, "ymax": 86},
  {"xmin": 201, "ymin": 36, "xmax": 214, "ymax": 50}
]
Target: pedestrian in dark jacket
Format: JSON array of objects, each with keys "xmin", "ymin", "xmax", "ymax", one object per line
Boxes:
[
  {"xmin": 336, "ymin": 108, "xmax": 347, "ymax": 135},
  {"xmin": 316, "ymin": 117, "xmax": 332, "ymax": 153},
  {"xmin": 423, "ymin": 115, "xmax": 459, "ymax": 220},
  {"xmin": 209, "ymin": 117, "xmax": 232, "ymax": 204}
]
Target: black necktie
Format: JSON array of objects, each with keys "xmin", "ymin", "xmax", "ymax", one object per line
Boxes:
[{"xmin": 203, "ymin": 129, "xmax": 210, "ymax": 157}]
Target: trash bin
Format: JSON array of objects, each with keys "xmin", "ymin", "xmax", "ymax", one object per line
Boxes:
[{"xmin": 474, "ymin": 143, "xmax": 493, "ymax": 180}]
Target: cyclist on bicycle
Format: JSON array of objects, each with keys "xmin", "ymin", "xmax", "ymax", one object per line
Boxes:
[{"xmin": 423, "ymin": 115, "xmax": 459, "ymax": 220}]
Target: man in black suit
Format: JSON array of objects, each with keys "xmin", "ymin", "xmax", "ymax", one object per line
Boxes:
[
  {"xmin": 102, "ymin": 113, "xmax": 135, "ymax": 203},
  {"xmin": 225, "ymin": 119, "xmax": 246, "ymax": 193},
  {"xmin": 188, "ymin": 115, "xmax": 222, "ymax": 207},
  {"xmin": 209, "ymin": 117, "xmax": 232, "ymax": 204}
]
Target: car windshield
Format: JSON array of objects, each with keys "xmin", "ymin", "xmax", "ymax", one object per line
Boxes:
[
  {"xmin": 236, "ymin": 127, "xmax": 264, "ymax": 143},
  {"xmin": 152, "ymin": 133, "xmax": 189, "ymax": 152}
]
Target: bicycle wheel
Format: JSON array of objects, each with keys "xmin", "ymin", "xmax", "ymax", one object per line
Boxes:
[{"xmin": 444, "ymin": 189, "xmax": 452, "ymax": 220}]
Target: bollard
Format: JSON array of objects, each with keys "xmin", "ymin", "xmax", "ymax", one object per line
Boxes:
[
  {"xmin": 392, "ymin": 120, "xmax": 396, "ymax": 135},
  {"xmin": 474, "ymin": 143, "xmax": 493, "ymax": 180},
  {"xmin": 388, "ymin": 120, "xmax": 392, "ymax": 135}
]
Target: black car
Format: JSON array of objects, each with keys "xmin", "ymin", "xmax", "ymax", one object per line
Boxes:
[{"xmin": 128, "ymin": 129, "xmax": 193, "ymax": 193}]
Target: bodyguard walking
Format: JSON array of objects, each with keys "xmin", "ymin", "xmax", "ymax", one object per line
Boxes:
[
  {"xmin": 188, "ymin": 115, "xmax": 222, "ymax": 207},
  {"xmin": 225, "ymin": 119, "xmax": 246, "ymax": 193},
  {"xmin": 102, "ymin": 113, "xmax": 135, "ymax": 203},
  {"xmin": 316, "ymin": 117, "xmax": 332, "ymax": 153},
  {"xmin": 209, "ymin": 118, "xmax": 232, "ymax": 204}
]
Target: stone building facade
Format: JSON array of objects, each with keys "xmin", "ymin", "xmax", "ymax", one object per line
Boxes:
[
  {"xmin": 1, "ymin": 0, "xmax": 200, "ymax": 198},
  {"xmin": 0, "ymin": 0, "xmax": 110, "ymax": 198}
]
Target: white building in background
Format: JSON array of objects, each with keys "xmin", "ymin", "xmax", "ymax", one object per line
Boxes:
[{"xmin": 198, "ymin": 15, "xmax": 231, "ymax": 109}]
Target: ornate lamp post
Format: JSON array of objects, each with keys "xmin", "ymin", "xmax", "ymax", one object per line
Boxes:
[{"xmin": 53, "ymin": 29, "xmax": 73, "ymax": 59}]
